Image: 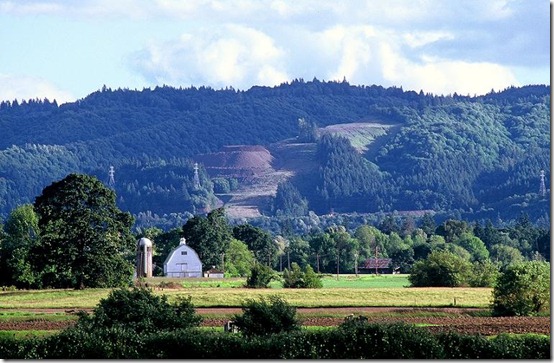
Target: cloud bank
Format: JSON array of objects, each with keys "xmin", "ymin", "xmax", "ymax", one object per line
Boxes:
[{"xmin": 0, "ymin": 0, "xmax": 548, "ymax": 101}]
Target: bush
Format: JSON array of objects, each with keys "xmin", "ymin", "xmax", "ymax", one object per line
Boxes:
[
  {"xmin": 468, "ymin": 260, "xmax": 499, "ymax": 287},
  {"xmin": 489, "ymin": 333, "xmax": 551, "ymax": 359},
  {"xmin": 334, "ymin": 321, "xmax": 444, "ymax": 359},
  {"xmin": 282, "ymin": 263, "xmax": 322, "ymax": 288},
  {"xmin": 245, "ymin": 263, "xmax": 275, "ymax": 288},
  {"xmin": 492, "ymin": 261, "xmax": 550, "ymax": 316},
  {"xmin": 75, "ymin": 287, "xmax": 202, "ymax": 333},
  {"xmin": 233, "ymin": 295, "xmax": 301, "ymax": 337},
  {"xmin": 408, "ymin": 250, "xmax": 472, "ymax": 287}
]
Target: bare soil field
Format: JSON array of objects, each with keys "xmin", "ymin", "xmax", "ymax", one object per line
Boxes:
[{"xmin": 1, "ymin": 307, "xmax": 549, "ymax": 336}]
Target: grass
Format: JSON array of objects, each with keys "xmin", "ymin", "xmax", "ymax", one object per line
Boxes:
[
  {"xmin": 0, "ymin": 274, "xmax": 490, "ymax": 310},
  {"xmin": 321, "ymin": 274, "xmax": 410, "ymax": 288},
  {"xmin": 0, "ymin": 311, "xmax": 76, "ymax": 322},
  {"xmin": 146, "ymin": 273, "xmax": 411, "ymax": 289},
  {"xmin": 0, "ymin": 286, "xmax": 493, "ymax": 309},
  {"xmin": 0, "ymin": 330, "xmax": 59, "ymax": 339}
]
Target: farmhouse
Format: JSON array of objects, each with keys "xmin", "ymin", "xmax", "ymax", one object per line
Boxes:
[{"xmin": 164, "ymin": 238, "xmax": 203, "ymax": 277}]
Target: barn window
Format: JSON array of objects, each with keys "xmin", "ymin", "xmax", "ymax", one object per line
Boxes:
[{"xmin": 181, "ymin": 251, "xmax": 187, "ymax": 255}]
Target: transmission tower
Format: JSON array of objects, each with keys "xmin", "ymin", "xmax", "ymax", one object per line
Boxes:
[
  {"xmin": 193, "ymin": 162, "xmax": 200, "ymax": 190},
  {"xmin": 539, "ymin": 169, "xmax": 546, "ymax": 197},
  {"xmin": 108, "ymin": 165, "xmax": 115, "ymax": 189}
]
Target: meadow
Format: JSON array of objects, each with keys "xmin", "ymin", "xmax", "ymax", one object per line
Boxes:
[{"xmin": 0, "ymin": 274, "xmax": 492, "ymax": 309}]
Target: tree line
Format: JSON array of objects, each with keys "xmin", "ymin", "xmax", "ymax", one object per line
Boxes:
[{"xmin": 0, "ymin": 173, "xmax": 548, "ymax": 291}]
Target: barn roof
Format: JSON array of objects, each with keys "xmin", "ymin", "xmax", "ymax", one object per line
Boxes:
[{"xmin": 361, "ymin": 258, "xmax": 392, "ymax": 269}]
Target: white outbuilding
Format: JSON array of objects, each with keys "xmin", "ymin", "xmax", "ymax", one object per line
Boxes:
[{"xmin": 163, "ymin": 238, "xmax": 203, "ymax": 278}]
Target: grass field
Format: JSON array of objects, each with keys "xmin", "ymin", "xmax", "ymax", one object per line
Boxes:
[{"xmin": 0, "ymin": 274, "xmax": 492, "ymax": 309}]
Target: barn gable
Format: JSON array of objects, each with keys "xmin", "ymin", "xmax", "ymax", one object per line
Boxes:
[{"xmin": 163, "ymin": 238, "xmax": 203, "ymax": 278}]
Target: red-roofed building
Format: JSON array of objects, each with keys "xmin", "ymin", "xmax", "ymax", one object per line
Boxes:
[{"xmin": 360, "ymin": 258, "xmax": 396, "ymax": 274}]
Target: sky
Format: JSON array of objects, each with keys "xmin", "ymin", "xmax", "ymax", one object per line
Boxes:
[{"xmin": 0, "ymin": 0, "xmax": 550, "ymax": 104}]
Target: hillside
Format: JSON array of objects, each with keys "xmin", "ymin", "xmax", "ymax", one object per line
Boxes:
[{"xmin": 0, "ymin": 80, "xmax": 549, "ymax": 227}]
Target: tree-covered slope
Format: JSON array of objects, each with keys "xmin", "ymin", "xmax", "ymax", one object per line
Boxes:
[{"xmin": 0, "ymin": 80, "xmax": 549, "ymax": 225}]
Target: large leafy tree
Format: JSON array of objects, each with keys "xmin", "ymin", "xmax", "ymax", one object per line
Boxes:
[
  {"xmin": 0, "ymin": 204, "xmax": 40, "ymax": 287},
  {"xmin": 182, "ymin": 207, "xmax": 231, "ymax": 269},
  {"xmin": 225, "ymin": 238, "xmax": 255, "ymax": 277},
  {"xmin": 233, "ymin": 224, "xmax": 277, "ymax": 266},
  {"xmin": 492, "ymin": 261, "xmax": 550, "ymax": 316},
  {"xmin": 30, "ymin": 173, "xmax": 135, "ymax": 289},
  {"xmin": 408, "ymin": 250, "xmax": 472, "ymax": 287}
]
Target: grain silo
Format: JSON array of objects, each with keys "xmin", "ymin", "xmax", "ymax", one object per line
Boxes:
[{"xmin": 136, "ymin": 237, "xmax": 153, "ymax": 278}]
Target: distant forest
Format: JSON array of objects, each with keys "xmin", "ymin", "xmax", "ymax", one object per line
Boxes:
[{"xmin": 0, "ymin": 79, "xmax": 549, "ymax": 229}]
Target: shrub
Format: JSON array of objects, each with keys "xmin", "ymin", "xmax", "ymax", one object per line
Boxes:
[
  {"xmin": 233, "ymin": 295, "xmax": 301, "ymax": 337},
  {"xmin": 282, "ymin": 263, "xmax": 323, "ymax": 288},
  {"xmin": 334, "ymin": 321, "xmax": 444, "ymax": 359},
  {"xmin": 492, "ymin": 261, "xmax": 550, "ymax": 316},
  {"xmin": 245, "ymin": 263, "xmax": 275, "ymax": 288},
  {"xmin": 468, "ymin": 260, "xmax": 499, "ymax": 287},
  {"xmin": 75, "ymin": 287, "xmax": 202, "ymax": 333},
  {"xmin": 489, "ymin": 333, "xmax": 551, "ymax": 359},
  {"xmin": 408, "ymin": 250, "xmax": 472, "ymax": 287}
]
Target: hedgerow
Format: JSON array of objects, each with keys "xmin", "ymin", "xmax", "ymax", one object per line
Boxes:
[{"xmin": 0, "ymin": 324, "xmax": 549, "ymax": 359}]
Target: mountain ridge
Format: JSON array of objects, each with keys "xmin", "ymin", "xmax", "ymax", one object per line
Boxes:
[{"xmin": 0, "ymin": 80, "xmax": 549, "ymax": 227}]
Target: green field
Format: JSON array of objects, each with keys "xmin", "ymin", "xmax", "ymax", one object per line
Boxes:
[{"xmin": 0, "ymin": 274, "xmax": 492, "ymax": 309}]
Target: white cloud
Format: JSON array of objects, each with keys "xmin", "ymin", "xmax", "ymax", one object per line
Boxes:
[
  {"xmin": 0, "ymin": 74, "xmax": 74, "ymax": 103},
  {"xmin": 128, "ymin": 20, "xmax": 521, "ymax": 95},
  {"xmin": 130, "ymin": 24, "xmax": 289, "ymax": 89},
  {"xmin": 0, "ymin": 0, "xmax": 545, "ymax": 98}
]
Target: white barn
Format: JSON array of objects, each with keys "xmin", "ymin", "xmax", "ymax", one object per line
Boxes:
[{"xmin": 164, "ymin": 238, "xmax": 203, "ymax": 278}]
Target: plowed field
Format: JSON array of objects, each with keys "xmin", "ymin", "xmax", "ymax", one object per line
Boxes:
[{"xmin": 1, "ymin": 307, "xmax": 549, "ymax": 336}]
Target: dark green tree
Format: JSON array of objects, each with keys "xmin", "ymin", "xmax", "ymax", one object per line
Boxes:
[
  {"xmin": 31, "ymin": 174, "xmax": 135, "ymax": 289},
  {"xmin": 245, "ymin": 262, "xmax": 275, "ymax": 288},
  {"xmin": 492, "ymin": 261, "xmax": 550, "ymax": 316},
  {"xmin": 408, "ymin": 250, "xmax": 472, "ymax": 287},
  {"xmin": 182, "ymin": 207, "xmax": 231, "ymax": 270},
  {"xmin": 418, "ymin": 213, "xmax": 436, "ymax": 236},
  {"xmin": 273, "ymin": 181, "xmax": 309, "ymax": 217},
  {"xmin": 436, "ymin": 219, "xmax": 471, "ymax": 243},
  {"xmin": 468, "ymin": 260, "xmax": 499, "ymax": 287},
  {"xmin": 0, "ymin": 204, "xmax": 40, "ymax": 287},
  {"xmin": 233, "ymin": 224, "xmax": 277, "ymax": 266}
]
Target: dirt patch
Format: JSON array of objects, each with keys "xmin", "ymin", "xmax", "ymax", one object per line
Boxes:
[{"xmin": 2, "ymin": 307, "xmax": 549, "ymax": 336}]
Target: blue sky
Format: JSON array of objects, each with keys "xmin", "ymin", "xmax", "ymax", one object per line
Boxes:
[{"xmin": 0, "ymin": 0, "xmax": 550, "ymax": 104}]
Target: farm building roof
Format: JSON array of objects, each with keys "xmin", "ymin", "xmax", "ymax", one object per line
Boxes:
[{"xmin": 361, "ymin": 258, "xmax": 392, "ymax": 269}]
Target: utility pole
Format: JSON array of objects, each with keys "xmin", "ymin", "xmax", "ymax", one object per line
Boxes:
[
  {"xmin": 108, "ymin": 166, "xmax": 115, "ymax": 189},
  {"xmin": 193, "ymin": 162, "xmax": 200, "ymax": 190},
  {"xmin": 336, "ymin": 250, "xmax": 340, "ymax": 280},
  {"xmin": 316, "ymin": 253, "xmax": 320, "ymax": 273},
  {"xmin": 375, "ymin": 245, "xmax": 379, "ymax": 275},
  {"xmin": 287, "ymin": 249, "xmax": 291, "ymax": 270},
  {"xmin": 354, "ymin": 251, "xmax": 359, "ymax": 277}
]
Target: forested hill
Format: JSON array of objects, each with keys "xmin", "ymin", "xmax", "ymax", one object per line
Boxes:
[{"xmin": 0, "ymin": 80, "xmax": 550, "ymax": 227}]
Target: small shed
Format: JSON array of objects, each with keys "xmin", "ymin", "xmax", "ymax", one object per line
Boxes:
[
  {"xmin": 204, "ymin": 267, "xmax": 224, "ymax": 278},
  {"xmin": 164, "ymin": 238, "xmax": 203, "ymax": 278},
  {"xmin": 360, "ymin": 258, "xmax": 394, "ymax": 274}
]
